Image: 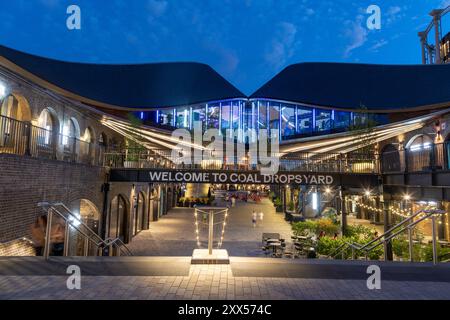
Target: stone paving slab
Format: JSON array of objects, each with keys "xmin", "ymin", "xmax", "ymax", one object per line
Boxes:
[
  {"xmin": 1, "ymin": 264, "xmax": 450, "ymax": 300},
  {"xmin": 0, "ymin": 257, "xmax": 191, "ymax": 276},
  {"xmin": 1, "ymin": 257, "xmax": 450, "ymax": 300}
]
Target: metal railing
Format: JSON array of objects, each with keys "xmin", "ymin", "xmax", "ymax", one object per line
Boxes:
[
  {"xmin": 0, "ymin": 115, "xmax": 102, "ymax": 166},
  {"xmin": 104, "ymin": 149, "xmax": 378, "ymax": 173},
  {"xmin": 38, "ymin": 201, "xmax": 132, "ymax": 259},
  {"xmin": 329, "ymin": 208, "xmax": 447, "ymax": 264}
]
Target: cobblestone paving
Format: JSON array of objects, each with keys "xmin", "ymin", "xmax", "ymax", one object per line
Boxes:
[
  {"xmin": 1, "ymin": 264, "xmax": 450, "ymax": 300},
  {"xmin": 128, "ymin": 198, "xmax": 292, "ymax": 256}
]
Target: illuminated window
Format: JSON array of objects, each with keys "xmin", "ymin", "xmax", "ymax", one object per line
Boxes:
[
  {"xmin": 315, "ymin": 109, "xmax": 331, "ymax": 132},
  {"xmin": 297, "ymin": 107, "xmax": 313, "ymax": 134},
  {"xmin": 281, "ymin": 104, "xmax": 296, "ymax": 139}
]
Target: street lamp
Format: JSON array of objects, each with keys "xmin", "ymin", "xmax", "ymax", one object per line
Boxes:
[{"xmin": 364, "ymin": 189, "xmax": 371, "ymax": 197}]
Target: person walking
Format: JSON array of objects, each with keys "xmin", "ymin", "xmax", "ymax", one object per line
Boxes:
[
  {"xmin": 259, "ymin": 211, "xmax": 264, "ymax": 223},
  {"xmin": 252, "ymin": 210, "xmax": 257, "ymax": 227}
]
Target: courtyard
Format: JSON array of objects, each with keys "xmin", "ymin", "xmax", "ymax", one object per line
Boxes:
[{"xmin": 127, "ymin": 198, "xmax": 293, "ymax": 257}]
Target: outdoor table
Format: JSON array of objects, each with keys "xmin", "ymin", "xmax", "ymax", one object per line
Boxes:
[
  {"xmin": 266, "ymin": 238, "xmax": 280, "ymax": 243},
  {"xmin": 267, "ymin": 242, "xmax": 282, "ymax": 253}
]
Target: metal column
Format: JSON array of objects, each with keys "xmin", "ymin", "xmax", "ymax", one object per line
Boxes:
[{"xmin": 208, "ymin": 210, "xmax": 214, "ymax": 255}]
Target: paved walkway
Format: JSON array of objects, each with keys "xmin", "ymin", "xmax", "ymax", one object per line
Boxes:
[
  {"xmin": 128, "ymin": 198, "xmax": 292, "ymax": 256},
  {"xmin": 2, "ymin": 257, "xmax": 450, "ymax": 300}
]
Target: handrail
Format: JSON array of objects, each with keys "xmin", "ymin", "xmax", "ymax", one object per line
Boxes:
[
  {"xmin": 38, "ymin": 201, "xmax": 132, "ymax": 258},
  {"xmin": 330, "ymin": 208, "xmax": 446, "ymax": 264}
]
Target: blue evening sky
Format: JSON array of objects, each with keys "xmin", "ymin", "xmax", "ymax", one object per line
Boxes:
[{"xmin": 0, "ymin": 0, "xmax": 449, "ymax": 94}]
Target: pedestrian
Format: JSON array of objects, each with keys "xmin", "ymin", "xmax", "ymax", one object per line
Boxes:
[
  {"xmin": 259, "ymin": 211, "xmax": 264, "ymax": 221},
  {"xmin": 252, "ymin": 210, "xmax": 257, "ymax": 227},
  {"xmin": 231, "ymin": 196, "xmax": 236, "ymax": 207}
]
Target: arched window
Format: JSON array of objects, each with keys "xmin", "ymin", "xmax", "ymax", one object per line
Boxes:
[
  {"xmin": 62, "ymin": 118, "xmax": 80, "ymax": 161},
  {"xmin": 109, "ymin": 195, "xmax": 129, "ymax": 243},
  {"xmin": 381, "ymin": 144, "xmax": 401, "ymax": 173},
  {"xmin": 68, "ymin": 199, "xmax": 100, "ymax": 256},
  {"xmin": 37, "ymin": 109, "xmax": 53, "ymax": 145},
  {"xmin": 406, "ymin": 135, "xmax": 433, "ymax": 172}
]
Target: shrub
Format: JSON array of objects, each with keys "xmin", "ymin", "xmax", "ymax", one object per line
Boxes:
[
  {"xmin": 421, "ymin": 244, "xmax": 450, "ymax": 262},
  {"xmin": 292, "ymin": 220, "xmax": 318, "ymax": 236},
  {"xmin": 344, "ymin": 224, "xmax": 374, "ymax": 239},
  {"xmin": 316, "ymin": 218, "xmax": 340, "ymax": 236}
]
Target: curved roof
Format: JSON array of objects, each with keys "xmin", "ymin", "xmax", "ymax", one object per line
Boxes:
[
  {"xmin": 251, "ymin": 62, "xmax": 450, "ymax": 112},
  {"xmin": 0, "ymin": 45, "xmax": 245, "ymax": 110}
]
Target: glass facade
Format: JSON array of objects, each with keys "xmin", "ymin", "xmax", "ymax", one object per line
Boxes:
[
  {"xmin": 207, "ymin": 103, "xmax": 220, "ymax": 129},
  {"xmin": 151, "ymin": 98, "xmax": 387, "ymax": 142}
]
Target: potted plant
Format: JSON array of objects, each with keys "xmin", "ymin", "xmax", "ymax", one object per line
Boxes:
[{"xmin": 273, "ymin": 197, "xmax": 283, "ymax": 212}]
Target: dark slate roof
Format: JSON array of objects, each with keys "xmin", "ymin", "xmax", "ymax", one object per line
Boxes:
[
  {"xmin": 0, "ymin": 45, "xmax": 245, "ymax": 110},
  {"xmin": 251, "ymin": 62, "xmax": 450, "ymax": 111}
]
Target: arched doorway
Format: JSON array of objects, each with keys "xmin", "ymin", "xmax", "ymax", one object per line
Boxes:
[
  {"xmin": 150, "ymin": 187, "xmax": 160, "ymax": 221},
  {"xmin": 133, "ymin": 192, "xmax": 146, "ymax": 237},
  {"xmin": 67, "ymin": 199, "xmax": 101, "ymax": 256},
  {"xmin": 109, "ymin": 194, "xmax": 129, "ymax": 243},
  {"xmin": 406, "ymin": 135, "xmax": 433, "ymax": 172},
  {"xmin": 381, "ymin": 144, "xmax": 400, "ymax": 172},
  {"xmin": 0, "ymin": 94, "xmax": 32, "ymax": 154}
]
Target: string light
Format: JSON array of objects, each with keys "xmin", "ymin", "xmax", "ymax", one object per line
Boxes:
[{"xmin": 218, "ymin": 209, "xmax": 229, "ymax": 248}]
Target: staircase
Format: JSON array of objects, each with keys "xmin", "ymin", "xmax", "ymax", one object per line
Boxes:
[
  {"xmin": 329, "ymin": 208, "xmax": 446, "ymax": 264},
  {"xmin": 38, "ymin": 202, "xmax": 132, "ymax": 259}
]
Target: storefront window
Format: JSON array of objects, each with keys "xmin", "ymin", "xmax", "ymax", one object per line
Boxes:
[
  {"xmin": 221, "ymin": 102, "xmax": 231, "ymax": 134},
  {"xmin": 192, "ymin": 105, "xmax": 206, "ymax": 130},
  {"xmin": 158, "ymin": 109, "xmax": 174, "ymax": 126},
  {"xmin": 315, "ymin": 109, "xmax": 332, "ymax": 132},
  {"xmin": 281, "ymin": 104, "xmax": 296, "ymax": 139},
  {"xmin": 297, "ymin": 107, "xmax": 313, "ymax": 135},
  {"xmin": 176, "ymin": 107, "xmax": 190, "ymax": 128},
  {"xmin": 268, "ymin": 102, "xmax": 280, "ymax": 137},
  {"xmin": 334, "ymin": 111, "xmax": 350, "ymax": 129},
  {"xmin": 207, "ymin": 103, "xmax": 220, "ymax": 129},
  {"xmin": 231, "ymin": 101, "xmax": 240, "ymax": 130},
  {"xmin": 258, "ymin": 101, "xmax": 268, "ymax": 133}
]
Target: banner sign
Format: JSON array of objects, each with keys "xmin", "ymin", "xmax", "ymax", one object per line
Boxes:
[
  {"xmin": 109, "ymin": 169, "xmax": 376, "ymax": 188},
  {"xmin": 145, "ymin": 170, "xmax": 334, "ymax": 185}
]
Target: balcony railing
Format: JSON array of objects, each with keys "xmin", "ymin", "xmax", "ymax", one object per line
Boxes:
[
  {"xmin": 104, "ymin": 149, "xmax": 379, "ymax": 173},
  {"xmin": 0, "ymin": 115, "xmax": 103, "ymax": 166}
]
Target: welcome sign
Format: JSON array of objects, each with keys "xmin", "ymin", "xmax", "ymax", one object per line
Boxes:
[
  {"xmin": 110, "ymin": 169, "xmax": 380, "ymax": 188},
  {"xmin": 147, "ymin": 171, "xmax": 334, "ymax": 185}
]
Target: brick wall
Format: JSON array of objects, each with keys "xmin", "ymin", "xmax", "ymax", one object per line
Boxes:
[{"xmin": 0, "ymin": 153, "xmax": 107, "ymax": 243}]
